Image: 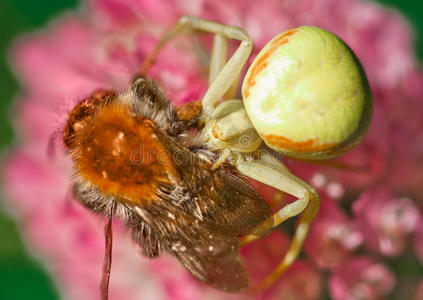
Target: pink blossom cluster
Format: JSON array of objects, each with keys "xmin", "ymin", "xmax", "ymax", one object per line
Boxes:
[{"xmin": 3, "ymin": 0, "xmax": 423, "ymax": 299}]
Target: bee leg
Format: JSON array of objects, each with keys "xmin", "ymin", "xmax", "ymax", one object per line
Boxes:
[{"xmin": 233, "ymin": 152, "xmax": 320, "ymax": 292}]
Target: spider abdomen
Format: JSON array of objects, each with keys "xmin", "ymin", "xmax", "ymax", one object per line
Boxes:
[{"xmin": 242, "ymin": 26, "xmax": 372, "ymax": 159}]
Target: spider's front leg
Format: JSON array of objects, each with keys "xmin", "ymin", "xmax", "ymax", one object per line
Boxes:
[
  {"xmin": 140, "ymin": 16, "xmax": 252, "ymax": 118},
  {"xmin": 231, "ymin": 151, "xmax": 320, "ymax": 291},
  {"xmin": 209, "ymin": 34, "xmax": 241, "ymax": 100}
]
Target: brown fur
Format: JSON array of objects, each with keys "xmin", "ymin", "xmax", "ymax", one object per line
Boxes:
[
  {"xmin": 72, "ymin": 104, "xmax": 178, "ymax": 202},
  {"xmin": 63, "ymin": 77, "xmax": 272, "ymax": 292}
]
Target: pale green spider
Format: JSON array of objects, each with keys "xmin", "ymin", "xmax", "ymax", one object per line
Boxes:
[{"xmin": 141, "ymin": 16, "xmax": 372, "ymax": 291}]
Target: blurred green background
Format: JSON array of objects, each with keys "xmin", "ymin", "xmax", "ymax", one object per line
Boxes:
[{"xmin": 0, "ymin": 0, "xmax": 422, "ymax": 299}]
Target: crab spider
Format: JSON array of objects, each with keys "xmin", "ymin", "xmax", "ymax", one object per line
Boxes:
[{"xmin": 141, "ymin": 16, "xmax": 372, "ymax": 291}]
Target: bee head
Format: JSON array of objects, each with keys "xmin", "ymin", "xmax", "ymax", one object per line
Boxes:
[{"xmin": 64, "ymin": 90, "xmax": 116, "ymax": 150}]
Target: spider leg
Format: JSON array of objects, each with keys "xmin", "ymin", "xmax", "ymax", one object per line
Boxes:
[
  {"xmin": 232, "ymin": 151, "xmax": 320, "ymax": 291},
  {"xmin": 209, "ymin": 34, "xmax": 240, "ymax": 100},
  {"xmin": 193, "ymin": 20, "xmax": 251, "ymax": 117},
  {"xmin": 140, "ymin": 16, "xmax": 252, "ymax": 117},
  {"xmin": 209, "ymin": 34, "xmax": 227, "ymax": 85}
]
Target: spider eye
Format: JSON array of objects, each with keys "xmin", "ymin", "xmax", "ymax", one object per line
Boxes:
[{"xmin": 242, "ymin": 26, "xmax": 372, "ymax": 159}]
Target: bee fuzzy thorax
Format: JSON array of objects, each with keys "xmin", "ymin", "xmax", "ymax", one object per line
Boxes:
[
  {"xmin": 73, "ymin": 104, "xmax": 177, "ymax": 201},
  {"xmin": 63, "ymin": 79, "xmax": 184, "ymax": 202}
]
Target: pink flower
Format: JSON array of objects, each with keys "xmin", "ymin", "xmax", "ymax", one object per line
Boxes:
[
  {"xmin": 3, "ymin": 151, "xmax": 170, "ymax": 299},
  {"xmin": 414, "ymin": 218, "xmax": 423, "ymax": 264},
  {"xmin": 353, "ymin": 188, "xmax": 421, "ymax": 256},
  {"xmin": 416, "ymin": 280, "xmax": 423, "ymax": 300},
  {"xmin": 329, "ymin": 257, "xmax": 396, "ymax": 300},
  {"xmin": 3, "ymin": 0, "xmax": 423, "ymax": 299},
  {"xmin": 304, "ymin": 196, "xmax": 362, "ymax": 269},
  {"xmin": 242, "ymin": 232, "xmax": 323, "ymax": 300}
]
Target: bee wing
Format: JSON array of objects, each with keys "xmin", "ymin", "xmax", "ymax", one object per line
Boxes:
[
  {"xmin": 210, "ymin": 166, "xmax": 273, "ymax": 236},
  {"xmin": 169, "ymin": 232, "xmax": 250, "ymax": 292},
  {"xmin": 132, "ymin": 200, "xmax": 250, "ymax": 292},
  {"xmin": 74, "ymin": 179, "xmax": 249, "ymax": 290},
  {"xmin": 127, "ymin": 124, "xmax": 274, "ymax": 291},
  {"xmin": 154, "ymin": 127, "xmax": 273, "ymax": 237}
]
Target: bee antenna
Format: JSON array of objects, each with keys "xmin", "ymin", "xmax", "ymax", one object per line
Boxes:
[{"xmin": 101, "ymin": 201, "xmax": 116, "ymax": 300}]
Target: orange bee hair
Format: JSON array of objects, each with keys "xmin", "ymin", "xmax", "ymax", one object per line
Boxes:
[{"xmin": 69, "ymin": 103, "xmax": 179, "ymax": 202}]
